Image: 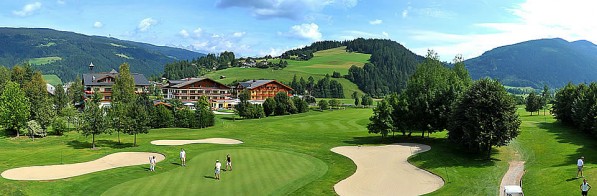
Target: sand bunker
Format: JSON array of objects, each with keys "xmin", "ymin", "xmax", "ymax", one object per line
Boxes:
[
  {"xmin": 331, "ymin": 143, "xmax": 444, "ymax": 196},
  {"xmin": 150, "ymin": 138, "xmax": 243, "ymax": 146},
  {"xmin": 1, "ymin": 152, "xmax": 165, "ymax": 181}
]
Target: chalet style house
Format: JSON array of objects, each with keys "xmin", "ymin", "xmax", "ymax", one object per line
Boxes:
[
  {"xmin": 161, "ymin": 78, "xmax": 234, "ymax": 109},
  {"xmin": 82, "ymin": 69, "xmax": 150, "ymax": 107},
  {"xmin": 237, "ymin": 80, "xmax": 293, "ymax": 100}
]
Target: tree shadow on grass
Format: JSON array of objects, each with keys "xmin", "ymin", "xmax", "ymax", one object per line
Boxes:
[
  {"xmin": 537, "ymin": 122, "xmax": 597, "ymax": 167},
  {"xmin": 67, "ymin": 139, "xmax": 134, "ymax": 149},
  {"xmin": 342, "ymin": 135, "xmax": 498, "ymax": 169}
]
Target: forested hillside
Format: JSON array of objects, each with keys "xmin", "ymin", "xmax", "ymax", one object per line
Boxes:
[
  {"xmin": 0, "ymin": 28, "xmax": 204, "ymax": 81},
  {"xmin": 465, "ymin": 38, "xmax": 597, "ymax": 88}
]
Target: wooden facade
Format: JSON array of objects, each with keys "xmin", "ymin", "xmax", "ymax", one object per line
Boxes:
[
  {"xmin": 237, "ymin": 80, "xmax": 293, "ymax": 100},
  {"xmin": 162, "ymin": 78, "xmax": 233, "ymax": 109}
]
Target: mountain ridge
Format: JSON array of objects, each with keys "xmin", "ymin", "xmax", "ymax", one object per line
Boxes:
[
  {"xmin": 0, "ymin": 27, "xmax": 204, "ymax": 81},
  {"xmin": 465, "ymin": 38, "xmax": 597, "ymax": 88}
]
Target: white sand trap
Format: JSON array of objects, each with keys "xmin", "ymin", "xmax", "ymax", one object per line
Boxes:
[
  {"xmin": 331, "ymin": 143, "xmax": 444, "ymax": 196},
  {"xmin": 150, "ymin": 138, "xmax": 243, "ymax": 146},
  {"xmin": 1, "ymin": 152, "xmax": 165, "ymax": 181}
]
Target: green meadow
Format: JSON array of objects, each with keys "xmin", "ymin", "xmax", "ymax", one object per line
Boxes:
[
  {"xmin": 28, "ymin": 57, "xmax": 62, "ymax": 65},
  {"xmin": 205, "ymin": 47, "xmax": 368, "ymax": 98},
  {"xmin": 42, "ymin": 74, "xmax": 63, "ymax": 86},
  {"xmin": 0, "ymin": 105, "xmax": 594, "ymax": 195}
]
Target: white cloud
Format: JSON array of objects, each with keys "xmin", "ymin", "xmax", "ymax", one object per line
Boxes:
[
  {"xmin": 287, "ymin": 23, "xmax": 322, "ymax": 40},
  {"xmin": 407, "ymin": 0, "xmax": 597, "ymax": 61},
  {"xmin": 259, "ymin": 48, "xmax": 286, "ymax": 57},
  {"xmin": 369, "ymin": 19, "xmax": 383, "ymax": 25},
  {"xmin": 13, "ymin": 2, "xmax": 42, "ymax": 17},
  {"xmin": 402, "ymin": 9, "xmax": 409, "ymax": 18},
  {"xmin": 137, "ymin": 18, "xmax": 157, "ymax": 32},
  {"xmin": 216, "ymin": 0, "xmax": 358, "ymax": 20},
  {"xmin": 193, "ymin": 28, "xmax": 203, "ymax": 37},
  {"xmin": 57, "ymin": 0, "xmax": 66, "ymax": 5},
  {"xmin": 232, "ymin": 32, "xmax": 246, "ymax": 37},
  {"xmin": 382, "ymin": 31, "xmax": 389, "ymax": 37},
  {"xmin": 179, "ymin": 29, "xmax": 190, "ymax": 38},
  {"xmin": 93, "ymin": 21, "xmax": 103, "ymax": 28}
]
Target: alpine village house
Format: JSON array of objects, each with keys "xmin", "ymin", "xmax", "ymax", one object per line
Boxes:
[{"xmin": 82, "ymin": 64, "xmax": 150, "ymax": 108}]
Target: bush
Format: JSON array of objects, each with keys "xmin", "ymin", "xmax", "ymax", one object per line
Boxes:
[{"xmin": 51, "ymin": 117, "xmax": 68, "ymax": 135}]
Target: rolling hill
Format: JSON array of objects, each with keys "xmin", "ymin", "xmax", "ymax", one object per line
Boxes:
[
  {"xmin": 0, "ymin": 28, "xmax": 204, "ymax": 82},
  {"xmin": 465, "ymin": 38, "xmax": 597, "ymax": 88},
  {"xmin": 204, "ymin": 47, "xmax": 367, "ymax": 98}
]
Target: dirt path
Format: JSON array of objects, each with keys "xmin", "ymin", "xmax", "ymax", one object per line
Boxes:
[
  {"xmin": 1, "ymin": 152, "xmax": 165, "ymax": 181},
  {"xmin": 499, "ymin": 161, "xmax": 525, "ymax": 196},
  {"xmin": 331, "ymin": 143, "xmax": 444, "ymax": 196},
  {"xmin": 150, "ymin": 138, "xmax": 243, "ymax": 145}
]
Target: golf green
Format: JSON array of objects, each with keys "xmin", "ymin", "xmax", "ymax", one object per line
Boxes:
[{"xmin": 102, "ymin": 148, "xmax": 327, "ymax": 195}]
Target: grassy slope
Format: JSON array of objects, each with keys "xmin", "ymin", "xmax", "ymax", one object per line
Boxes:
[
  {"xmin": 42, "ymin": 74, "xmax": 63, "ymax": 86},
  {"xmin": 28, "ymin": 57, "xmax": 62, "ymax": 65},
  {"xmin": 515, "ymin": 107, "xmax": 597, "ymax": 195},
  {"xmin": 204, "ymin": 47, "xmax": 369, "ymax": 98}
]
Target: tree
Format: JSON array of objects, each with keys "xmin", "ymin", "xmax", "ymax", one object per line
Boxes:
[
  {"xmin": 552, "ymin": 82, "xmax": 579, "ymax": 125},
  {"xmin": 367, "ymin": 99, "xmax": 394, "ymax": 138},
  {"xmin": 274, "ymin": 92, "xmax": 291, "ymax": 115},
  {"xmin": 361, "ymin": 95, "xmax": 373, "ymax": 107},
  {"xmin": 175, "ymin": 107, "xmax": 194, "ymax": 128},
  {"xmin": 387, "ymin": 93, "xmax": 412, "ymax": 136},
  {"xmin": 0, "ymin": 66, "xmax": 10, "ymax": 94},
  {"xmin": 153, "ymin": 105, "xmax": 174, "ymax": 128},
  {"xmin": 525, "ymin": 92, "xmax": 541, "ymax": 115},
  {"xmin": 67, "ymin": 76, "xmax": 85, "ymax": 106},
  {"xmin": 54, "ymin": 84, "xmax": 68, "ymax": 113},
  {"xmin": 51, "ymin": 117, "xmax": 68, "ymax": 136},
  {"xmin": 448, "ymin": 78, "xmax": 521, "ymax": 158},
  {"xmin": 110, "ymin": 63, "xmax": 137, "ymax": 143},
  {"xmin": 0, "ymin": 82, "xmax": 30, "ymax": 137},
  {"xmin": 329, "ymin": 99, "xmax": 340, "ymax": 109},
  {"xmin": 27, "ymin": 120, "xmax": 43, "ymax": 140},
  {"xmin": 263, "ymin": 98, "xmax": 276, "ymax": 116},
  {"xmin": 11, "ymin": 65, "xmax": 26, "ymax": 87},
  {"xmin": 60, "ymin": 104, "xmax": 78, "ymax": 131},
  {"xmin": 127, "ymin": 95, "xmax": 150, "ymax": 146},
  {"xmin": 351, "ymin": 91, "xmax": 360, "ymax": 106},
  {"xmin": 81, "ymin": 100, "xmax": 107, "ymax": 149},
  {"xmin": 236, "ymin": 90, "xmax": 251, "ymax": 118},
  {"xmin": 25, "ymin": 72, "xmax": 56, "ymax": 132},
  {"xmin": 402, "ymin": 51, "xmax": 469, "ymax": 137},
  {"xmin": 292, "ymin": 96, "xmax": 309, "ymax": 113},
  {"xmin": 541, "ymin": 84, "xmax": 551, "ymax": 115},
  {"xmin": 318, "ymin": 99, "xmax": 329, "ymax": 111},
  {"xmin": 195, "ymin": 96, "xmax": 214, "ymax": 128}
]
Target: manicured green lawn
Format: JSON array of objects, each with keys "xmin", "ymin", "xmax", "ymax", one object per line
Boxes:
[
  {"xmin": 5, "ymin": 105, "xmax": 586, "ymax": 195},
  {"xmin": 514, "ymin": 107, "xmax": 597, "ymax": 195},
  {"xmin": 42, "ymin": 74, "xmax": 63, "ymax": 86},
  {"xmin": 103, "ymin": 148, "xmax": 327, "ymax": 195}
]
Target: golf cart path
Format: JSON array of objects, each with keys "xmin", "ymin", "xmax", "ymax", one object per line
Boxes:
[
  {"xmin": 499, "ymin": 161, "xmax": 525, "ymax": 196},
  {"xmin": 1, "ymin": 152, "xmax": 165, "ymax": 181},
  {"xmin": 150, "ymin": 138, "xmax": 243, "ymax": 145},
  {"xmin": 331, "ymin": 143, "xmax": 444, "ymax": 196}
]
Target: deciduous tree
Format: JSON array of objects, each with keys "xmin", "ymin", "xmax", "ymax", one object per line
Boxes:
[
  {"xmin": 367, "ymin": 99, "xmax": 394, "ymax": 138},
  {"xmin": 263, "ymin": 98, "xmax": 276, "ymax": 116},
  {"xmin": 448, "ymin": 78, "xmax": 521, "ymax": 158},
  {"xmin": 81, "ymin": 99, "xmax": 107, "ymax": 149},
  {"xmin": 0, "ymin": 82, "xmax": 30, "ymax": 137}
]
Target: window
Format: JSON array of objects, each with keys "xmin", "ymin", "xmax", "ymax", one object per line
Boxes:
[
  {"xmin": 105, "ymin": 88, "xmax": 112, "ymax": 92},
  {"xmin": 105, "ymin": 96, "xmax": 111, "ymax": 100}
]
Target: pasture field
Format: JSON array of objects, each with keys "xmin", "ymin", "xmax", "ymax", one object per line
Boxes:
[
  {"xmin": 28, "ymin": 56, "xmax": 62, "ymax": 65},
  {"xmin": 42, "ymin": 74, "xmax": 63, "ymax": 86},
  {"xmin": 282, "ymin": 46, "xmax": 370, "ymax": 75}
]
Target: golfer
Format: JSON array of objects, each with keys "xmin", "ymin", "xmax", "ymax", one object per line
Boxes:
[
  {"xmin": 578, "ymin": 156, "xmax": 585, "ymax": 178},
  {"xmin": 180, "ymin": 149, "xmax": 186, "ymax": 166},
  {"xmin": 215, "ymin": 160, "xmax": 222, "ymax": 180},
  {"xmin": 581, "ymin": 179, "xmax": 591, "ymax": 196},
  {"xmin": 226, "ymin": 154, "xmax": 232, "ymax": 171}
]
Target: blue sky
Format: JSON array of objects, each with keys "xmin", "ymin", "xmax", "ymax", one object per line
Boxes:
[{"xmin": 1, "ymin": 0, "xmax": 596, "ymax": 61}]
